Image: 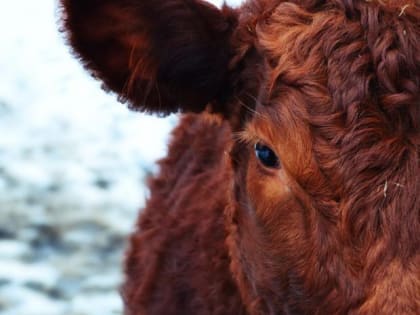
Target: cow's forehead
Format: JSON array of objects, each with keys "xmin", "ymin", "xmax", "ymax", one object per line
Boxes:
[{"xmin": 243, "ymin": 0, "xmax": 419, "ymax": 193}]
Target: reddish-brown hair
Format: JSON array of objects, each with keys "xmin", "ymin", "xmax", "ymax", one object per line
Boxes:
[{"xmin": 61, "ymin": 0, "xmax": 419, "ymax": 314}]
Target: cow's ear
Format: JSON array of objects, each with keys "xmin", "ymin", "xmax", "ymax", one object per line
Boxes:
[{"xmin": 60, "ymin": 0, "xmax": 237, "ymax": 115}]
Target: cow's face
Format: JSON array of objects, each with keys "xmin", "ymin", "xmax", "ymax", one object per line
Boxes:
[
  {"xmin": 227, "ymin": 1, "xmax": 420, "ymax": 314},
  {"xmin": 61, "ymin": 0, "xmax": 419, "ymax": 314}
]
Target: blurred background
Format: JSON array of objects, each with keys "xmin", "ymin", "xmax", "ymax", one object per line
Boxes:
[{"xmin": 0, "ymin": 0, "xmax": 242, "ymax": 314}]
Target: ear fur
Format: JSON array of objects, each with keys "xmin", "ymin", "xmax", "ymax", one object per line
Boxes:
[{"xmin": 60, "ymin": 0, "xmax": 237, "ymax": 115}]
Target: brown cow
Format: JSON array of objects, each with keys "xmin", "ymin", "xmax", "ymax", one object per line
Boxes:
[{"xmin": 60, "ymin": 0, "xmax": 419, "ymax": 314}]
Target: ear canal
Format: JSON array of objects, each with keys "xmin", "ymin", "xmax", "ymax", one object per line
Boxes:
[{"xmin": 60, "ymin": 0, "xmax": 237, "ymax": 115}]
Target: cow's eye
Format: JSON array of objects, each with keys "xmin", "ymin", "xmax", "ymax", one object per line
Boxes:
[{"xmin": 254, "ymin": 142, "xmax": 280, "ymax": 168}]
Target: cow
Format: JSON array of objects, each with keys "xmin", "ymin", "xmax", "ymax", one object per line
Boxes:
[{"xmin": 60, "ymin": 0, "xmax": 419, "ymax": 314}]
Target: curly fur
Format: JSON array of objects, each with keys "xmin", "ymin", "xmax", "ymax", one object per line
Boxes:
[{"xmin": 61, "ymin": 0, "xmax": 419, "ymax": 314}]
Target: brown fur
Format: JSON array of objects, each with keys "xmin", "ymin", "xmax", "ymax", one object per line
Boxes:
[{"xmin": 60, "ymin": 0, "xmax": 419, "ymax": 314}]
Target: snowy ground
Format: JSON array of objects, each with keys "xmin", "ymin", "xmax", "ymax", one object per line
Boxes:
[{"xmin": 0, "ymin": 0, "xmax": 242, "ymax": 314}]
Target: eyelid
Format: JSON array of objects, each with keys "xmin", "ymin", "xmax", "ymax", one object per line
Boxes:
[
  {"xmin": 238, "ymin": 131, "xmax": 271, "ymax": 151},
  {"xmin": 235, "ymin": 130, "xmax": 259, "ymax": 146}
]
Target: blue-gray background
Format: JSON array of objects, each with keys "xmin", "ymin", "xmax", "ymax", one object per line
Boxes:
[{"xmin": 0, "ymin": 0, "xmax": 242, "ymax": 314}]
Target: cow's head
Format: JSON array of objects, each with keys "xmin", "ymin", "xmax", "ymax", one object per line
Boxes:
[{"xmin": 61, "ymin": 0, "xmax": 419, "ymax": 314}]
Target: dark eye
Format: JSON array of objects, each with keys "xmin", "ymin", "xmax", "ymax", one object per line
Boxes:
[{"xmin": 254, "ymin": 142, "xmax": 280, "ymax": 168}]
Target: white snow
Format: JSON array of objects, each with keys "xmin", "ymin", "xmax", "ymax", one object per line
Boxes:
[
  {"xmin": 0, "ymin": 285, "xmax": 66, "ymax": 315},
  {"xmin": 0, "ymin": 240, "xmax": 29, "ymax": 260},
  {"xmin": 0, "ymin": 261, "xmax": 59, "ymax": 288}
]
